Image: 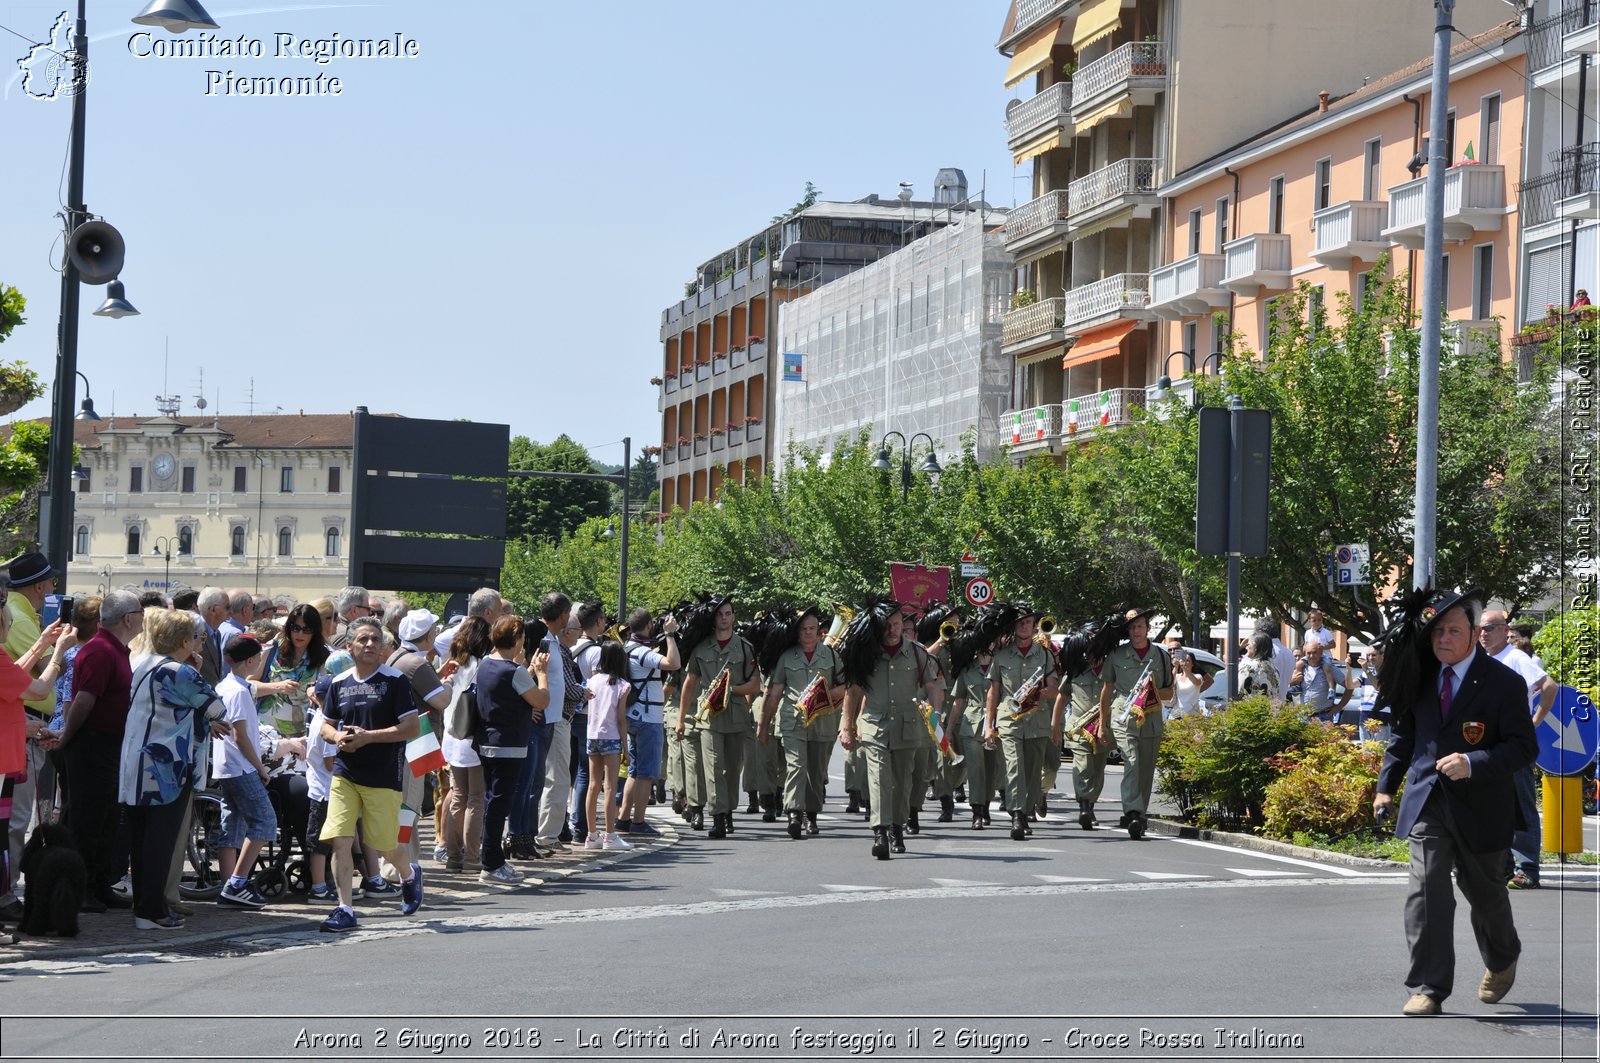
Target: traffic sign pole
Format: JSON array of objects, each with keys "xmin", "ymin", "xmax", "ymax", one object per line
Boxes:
[{"xmin": 1541, "ymin": 776, "xmax": 1585, "ymax": 855}]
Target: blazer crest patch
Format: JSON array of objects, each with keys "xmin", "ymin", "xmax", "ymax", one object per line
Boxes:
[{"xmin": 1461, "ymin": 720, "xmax": 1485, "ymax": 746}]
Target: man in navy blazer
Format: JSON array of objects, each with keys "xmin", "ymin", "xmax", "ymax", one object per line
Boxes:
[{"xmin": 1374, "ymin": 590, "xmax": 1538, "ymax": 1016}]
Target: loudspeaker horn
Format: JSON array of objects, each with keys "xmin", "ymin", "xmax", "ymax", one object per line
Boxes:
[{"xmin": 67, "ymin": 220, "xmax": 126, "ymax": 285}]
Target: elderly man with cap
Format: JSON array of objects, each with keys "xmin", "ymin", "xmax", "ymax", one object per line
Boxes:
[
  {"xmin": 383, "ymin": 609, "xmax": 458, "ymax": 872},
  {"xmin": 0, "ymin": 551, "xmax": 61, "ymax": 920},
  {"xmin": 1373, "ymin": 589, "xmax": 1538, "ymax": 1017},
  {"xmin": 1097, "ymin": 605, "xmax": 1173, "ymax": 840},
  {"xmin": 984, "ymin": 603, "xmax": 1060, "ymax": 842}
]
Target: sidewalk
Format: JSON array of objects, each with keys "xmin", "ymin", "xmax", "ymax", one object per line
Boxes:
[{"xmin": 0, "ymin": 816, "xmax": 678, "ymax": 965}]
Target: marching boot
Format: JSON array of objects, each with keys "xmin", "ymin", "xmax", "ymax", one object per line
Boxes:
[
  {"xmin": 937, "ymin": 795, "xmax": 955, "ymax": 823},
  {"xmin": 745, "ymin": 791, "xmax": 761, "ymax": 815},
  {"xmin": 890, "ymin": 824, "xmax": 907, "ymax": 854},
  {"xmin": 861, "ymin": 794, "xmax": 872, "ymax": 821},
  {"xmin": 725, "ymin": 810, "xmax": 736, "ymax": 834},
  {"xmin": 871, "ymin": 827, "xmax": 891, "ymax": 860},
  {"xmin": 707, "ymin": 812, "xmax": 728, "ymax": 839},
  {"xmin": 1037, "ymin": 795, "xmax": 1050, "ymax": 819},
  {"xmin": 981, "ymin": 805, "xmax": 993, "ymax": 827},
  {"xmin": 671, "ymin": 793, "xmax": 687, "ymax": 817},
  {"xmin": 1009, "ymin": 810, "xmax": 1028, "ymax": 842},
  {"xmin": 845, "ymin": 790, "xmax": 860, "ymax": 814},
  {"xmin": 786, "ymin": 811, "xmax": 804, "ymax": 840},
  {"xmin": 1078, "ymin": 799, "xmax": 1098, "ymax": 831},
  {"xmin": 971, "ymin": 804, "xmax": 986, "ymax": 830},
  {"xmin": 689, "ymin": 806, "xmax": 705, "ymax": 831},
  {"xmin": 1117, "ymin": 811, "xmax": 1132, "ymax": 829},
  {"xmin": 954, "ymin": 785, "xmax": 967, "ymax": 803},
  {"xmin": 762, "ymin": 793, "xmax": 779, "ymax": 823},
  {"xmin": 907, "ymin": 809, "xmax": 920, "ymax": 835},
  {"xmin": 805, "ymin": 812, "xmax": 820, "ymax": 836},
  {"xmin": 652, "ymin": 780, "xmax": 666, "ymax": 805},
  {"xmin": 1024, "ymin": 815, "xmax": 1034, "ymax": 837},
  {"xmin": 1127, "ymin": 809, "xmax": 1146, "ymax": 840}
]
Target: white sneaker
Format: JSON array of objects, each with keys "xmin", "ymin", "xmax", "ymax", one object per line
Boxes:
[
  {"xmin": 583, "ymin": 834, "xmax": 602, "ymax": 850},
  {"xmin": 602, "ymin": 833, "xmax": 633, "ymax": 851},
  {"xmin": 478, "ymin": 864, "xmax": 524, "ymax": 885},
  {"xmin": 111, "ymin": 874, "xmax": 133, "ymax": 898}
]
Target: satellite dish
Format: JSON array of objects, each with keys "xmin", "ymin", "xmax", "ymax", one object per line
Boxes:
[{"xmin": 195, "ymin": 397, "xmax": 207, "ymax": 411}]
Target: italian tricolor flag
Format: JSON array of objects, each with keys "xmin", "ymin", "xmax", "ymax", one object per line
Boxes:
[
  {"xmin": 405, "ymin": 714, "xmax": 446, "ymax": 777},
  {"xmin": 396, "ymin": 804, "xmax": 418, "ymax": 845},
  {"xmin": 1099, "ymin": 391, "xmax": 1112, "ymax": 426}
]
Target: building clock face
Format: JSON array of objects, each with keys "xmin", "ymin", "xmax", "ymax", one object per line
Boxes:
[{"xmin": 153, "ymin": 453, "xmax": 176, "ymax": 480}]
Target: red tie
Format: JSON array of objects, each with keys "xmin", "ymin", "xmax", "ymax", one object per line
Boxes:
[{"xmin": 1439, "ymin": 668, "xmax": 1454, "ymax": 720}]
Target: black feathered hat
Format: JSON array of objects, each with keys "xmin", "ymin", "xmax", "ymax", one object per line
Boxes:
[
  {"xmin": 1373, "ymin": 587, "xmax": 1486, "ymax": 719},
  {"xmin": 915, "ymin": 600, "xmax": 956, "ymax": 645},
  {"xmin": 836, "ymin": 596, "xmax": 905, "ymax": 687},
  {"xmin": 1056, "ymin": 615, "xmax": 1114, "ymax": 680}
]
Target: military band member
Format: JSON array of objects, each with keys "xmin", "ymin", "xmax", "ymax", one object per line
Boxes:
[
  {"xmin": 916, "ymin": 605, "xmax": 962, "ymax": 824},
  {"xmin": 1051, "ymin": 616, "xmax": 1115, "ymax": 830},
  {"xmin": 838, "ymin": 600, "xmax": 943, "ymax": 860},
  {"xmin": 676, "ymin": 597, "xmax": 760, "ymax": 839},
  {"xmin": 1097, "ymin": 606, "xmax": 1174, "ymax": 839},
  {"xmin": 946, "ymin": 612, "xmax": 1002, "ymax": 829},
  {"xmin": 756, "ymin": 607, "xmax": 845, "ymax": 839},
  {"xmin": 985, "ymin": 604, "xmax": 1060, "ymax": 842}
]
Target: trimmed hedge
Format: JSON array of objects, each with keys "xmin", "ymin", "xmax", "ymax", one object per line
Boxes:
[{"xmin": 1156, "ymin": 697, "xmax": 1322, "ymax": 830}]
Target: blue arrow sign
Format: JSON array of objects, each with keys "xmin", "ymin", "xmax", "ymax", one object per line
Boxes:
[{"xmin": 1535, "ymin": 685, "xmax": 1598, "ymax": 777}]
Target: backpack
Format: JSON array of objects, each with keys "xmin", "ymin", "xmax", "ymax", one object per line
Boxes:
[{"xmin": 624, "ymin": 642, "xmax": 660, "ymax": 712}]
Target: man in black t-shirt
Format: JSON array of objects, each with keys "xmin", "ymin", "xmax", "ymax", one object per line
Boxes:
[{"xmin": 317, "ymin": 617, "xmax": 424, "ymax": 932}]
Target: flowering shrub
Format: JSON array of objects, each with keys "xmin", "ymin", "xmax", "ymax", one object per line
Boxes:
[
  {"xmin": 1261, "ymin": 725, "xmax": 1387, "ymax": 841},
  {"xmin": 1156, "ymin": 697, "xmax": 1321, "ymax": 830}
]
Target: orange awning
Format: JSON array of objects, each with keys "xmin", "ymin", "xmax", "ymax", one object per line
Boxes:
[
  {"xmin": 1004, "ymin": 20, "xmax": 1069, "ymax": 89},
  {"xmin": 1063, "ymin": 320, "xmax": 1137, "ymax": 368}
]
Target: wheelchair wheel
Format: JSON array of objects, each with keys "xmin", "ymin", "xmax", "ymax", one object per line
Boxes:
[
  {"xmin": 179, "ymin": 792, "xmax": 225, "ymax": 901},
  {"xmin": 254, "ymin": 866, "xmax": 288, "ymax": 900},
  {"xmin": 285, "ymin": 859, "xmax": 311, "ymax": 895}
]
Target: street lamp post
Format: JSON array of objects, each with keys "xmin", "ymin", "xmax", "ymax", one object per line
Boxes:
[
  {"xmin": 1156, "ymin": 350, "xmax": 1224, "ymax": 646},
  {"xmin": 874, "ymin": 431, "xmax": 942, "ymax": 502},
  {"xmin": 150, "ymin": 535, "xmax": 175, "ymax": 593},
  {"xmin": 44, "ymin": 0, "xmax": 218, "ymax": 596}
]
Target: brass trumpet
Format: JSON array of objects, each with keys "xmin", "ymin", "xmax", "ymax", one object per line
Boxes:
[
  {"xmin": 606, "ymin": 622, "xmax": 627, "ymax": 643},
  {"xmin": 824, "ymin": 604, "xmax": 855, "ymax": 645},
  {"xmin": 939, "ymin": 618, "xmax": 959, "ymax": 639},
  {"xmin": 1035, "ymin": 614, "xmax": 1057, "ymax": 647}
]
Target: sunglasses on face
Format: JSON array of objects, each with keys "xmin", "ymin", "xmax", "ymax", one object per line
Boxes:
[{"xmin": 288, "ymin": 624, "xmax": 313, "ymax": 634}]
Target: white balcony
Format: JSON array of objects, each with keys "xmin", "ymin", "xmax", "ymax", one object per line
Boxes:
[
  {"xmin": 1383, "ymin": 165, "xmax": 1505, "ymax": 248},
  {"xmin": 1311, "ymin": 200, "xmax": 1390, "ymax": 269},
  {"xmin": 1004, "ymin": 189, "xmax": 1072, "ymax": 258},
  {"xmin": 1010, "ymin": 0, "xmax": 1071, "ymax": 41},
  {"xmin": 1148, "ymin": 253, "xmax": 1229, "ymax": 319},
  {"xmin": 1007, "ymin": 82, "xmax": 1072, "ymax": 155},
  {"xmin": 1068, "ymin": 157, "xmax": 1160, "ymax": 230},
  {"xmin": 1567, "ymin": 19, "xmax": 1599, "ymax": 57},
  {"xmin": 1221, "ymin": 232, "xmax": 1293, "ymax": 296},
  {"xmin": 1003, "ymin": 404, "xmax": 1062, "ymax": 456},
  {"xmin": 1002, "ymin": 297, "xmax": 1068, "ymax": 355},
  {"xmin": 1063, "ymin": 273, "xmax": 1151, "ymax": 333},
  {"xmin": 1061, "ymin": 387, "xmax": 1147, "ymax": 440},
  {"xmin": 1070, "ymin": 41, "xmax": 1167, "ymax": 120}
]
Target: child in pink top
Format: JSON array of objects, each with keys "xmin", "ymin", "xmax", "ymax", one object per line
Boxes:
[{"xmin": 585, "ymin": 641, "xmax": 631, "ymax": 850}]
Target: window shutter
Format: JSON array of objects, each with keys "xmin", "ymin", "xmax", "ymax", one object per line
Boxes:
[{"xmin": 1524, "ymin": 245, "xmax": 1566, "ymax": 323}]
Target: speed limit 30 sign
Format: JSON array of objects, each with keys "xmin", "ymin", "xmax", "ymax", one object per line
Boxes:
[{"xmin": 964, "ymin": 577, "xmax": 994, "ymax": 606}]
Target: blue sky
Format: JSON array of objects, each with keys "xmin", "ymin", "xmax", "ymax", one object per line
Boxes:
[{"xmin": 0, "ymin": 0, "xmax": 1020, "ymax": 470}]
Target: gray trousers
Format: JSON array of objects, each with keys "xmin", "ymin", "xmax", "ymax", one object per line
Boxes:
[
  {"xmin": 1404, "ymin": 794, "xmax": 1521, "ymax": 1002},
  {"xmin": 957, "ymin": 716, "xmax": 999, "ymax": 807},
  {"xmin": 781, "ymin": 734, "xmax": 833, "ymax": 814},
  {"xmin": 864, "ymin": 743, "xmax": 919, "ymax": 829},
  {"xmin": 844, "ymin": 745, "xmax": 868, "ymax": 795},
  {"xmin": 1113, "ymin": 719, "xmax": 1161, "ymax": 815},
  {"xmin": 700, "ymin": 728, "xmax": 744, "ymax": 816},
  {"xmin": 679, "ymin": 728, "xmax": 706, "ymax": 809},
  {"xmin": 1001, "ymin": 733, "xmax": 1050, "ymax": 816}
]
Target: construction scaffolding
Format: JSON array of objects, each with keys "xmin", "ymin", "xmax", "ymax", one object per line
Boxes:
[{"xmin": 774, "ymin": 218, "xmax": 1014, "ymax": 462}]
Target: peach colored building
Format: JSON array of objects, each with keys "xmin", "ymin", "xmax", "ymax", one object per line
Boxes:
[{"xmin": 1154, "ymin": 23, "xmax": 1526, "ymax": 373}]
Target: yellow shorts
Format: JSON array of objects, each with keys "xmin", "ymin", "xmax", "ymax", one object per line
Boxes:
[{"xmin": 320, "ymin": 776, "xmax": 402, "ymax": 852}]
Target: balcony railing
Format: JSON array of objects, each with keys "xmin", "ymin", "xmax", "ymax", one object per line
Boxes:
[
  {"xmin": 1002, "ymin": 297, "xmax": 1068, "ymax": 348},
  {"xmin": 1384, "ymin": 165, "xmax": 1505, "ymax": 247},
  {"xmin": 1518, "ymin": 147, "xmax": 1600, "ymax": 227},
  {"xmin": 1012, "ymin": 0, "xmax": 1070, "ymax": 39},
  {"xmin": 713, "ymin": 354, "xmax": 728, "ymax": 375},
  {"xmin": 1004, "ymin": 404, "xmax": 1062, "ymax": 454},
  {"xmin": 1004, "ymin": 190, "xmax": 1071, "ymax": 246},
  {"xmin": 693, "ymin": 438, "xmax": 708, "ymax": 456},
  {"xmin": 1062, "ymin": 387, "xmax": 1147, "ymax": 439},
  {"xmin": 1529, "ymin": 1, "xmax": 1595, "ymax": 71},
  {"xmin": 678, "ymin": 368, "xmax": 694, "ymax": 390},
  {"xmin": 1064, "ymin": 273, "xmax": 1150, "ymax": 331},
  {"xmin": 1312, "ymin": 200, "xmax": 1390, "ymax": 267},
  {"xmin": 727, "ymin": 425, "xmax": 745, "ymax": 446},
  {"xmin": 1007, "ymin": 82, "xmax": 1073, "ymax": 151},
  {"xmin": 711, "ymin": 433, "xmax": 726, "ymax": 452},
  {"xmin": 1072, "ymin": 41, "xmax": 1167, "ymax": 116},
  {"xmin": 1149, "ymin": 253, "xmax": 1228, "ymax": 319},
  {"xmin": 678, "ymin": 442, "xmax": 691, "ymax": 461},
  {"xmin": 1068, "ymin": 157, "xmax": 1160, "ymax": 218},
  {"xmin": 747, "ymin": 420, "xmax": 766, "ymax": 442},
  {"xmin": 664, "ymin": 374, "xmax": 679, "ymax": 395},
  {"xmin": 1221, "ymin": 232, "xmax": 1293, "ymax": 295},
  {"xmin": 730, "ymin": 346, "xmax": 747, "ymax": 369}
]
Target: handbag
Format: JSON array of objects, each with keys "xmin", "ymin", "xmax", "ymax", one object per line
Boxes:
[{"xmin": 445, "ymin": 681, "xmax": 476, "ymax": 741}]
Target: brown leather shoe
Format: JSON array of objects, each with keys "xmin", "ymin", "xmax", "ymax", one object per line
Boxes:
[
  {"xmin": 1479, "ymin": 961, "xmax": 1516, "ymax": 1004},
  {"xmin": 1402, "ymin": 993, "xmax": 1442, "ymax": 1016}
]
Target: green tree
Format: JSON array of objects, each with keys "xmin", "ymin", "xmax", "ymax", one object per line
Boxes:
[
  {"xmin": 0, "ymin": 285, "xmax": 51, "ymax": 556},
  {"xmin": 505, "ymin": 435, "xmax": 613, "ymax": 542}
]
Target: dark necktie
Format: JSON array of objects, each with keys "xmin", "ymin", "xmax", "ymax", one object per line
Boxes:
[{"xmin": 1439, "ymin": 668, "xmax": 1454, "ymax": 720}]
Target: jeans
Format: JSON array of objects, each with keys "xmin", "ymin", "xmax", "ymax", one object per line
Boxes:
[
  {"xmin": 480, "ymin": 758, "xmax": 522, "ymax": 871},
  {"xmin": 508, "ymin": 722, "xmax": 556, "ymax": 837},
  {"xmin": 1508, "ymin": 765, "xmax": 1541, "ymax": 882},
  {"xmin": 569, "ymin": 717, "xmax": 589, "ymax": 836}
]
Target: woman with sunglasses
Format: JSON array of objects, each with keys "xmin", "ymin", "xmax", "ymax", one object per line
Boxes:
[{"xmin": 257, "ymin": 604, "xmax": 330, "ymax": 737}]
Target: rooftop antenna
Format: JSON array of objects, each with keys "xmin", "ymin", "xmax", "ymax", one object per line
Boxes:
[
  {"xmin": 154, "ymin": 337, "xmax": 180, "ymax": 417},
  {"xmin": 194, "ymin": 367, "xmax": 207, "ymax": 416}
]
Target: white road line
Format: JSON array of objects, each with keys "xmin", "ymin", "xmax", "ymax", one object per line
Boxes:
[
  {"xmin": 1133, "ymin": 871, "xmax": 1210, "ymax": 880},
  {"xmin": 710, "ymin": 888, "xmax": 782, "ymax": 897},
  {"xmin": 1227, "ymin": 868, "xmax": 1307, "ymax": 878},
  {"xmin": 1156, "ymin": 835, "xmax": 1377, "ymax": 877},
  {"xmin": 929, "ymin": 877, "xmax": 1006, "ymax": 888},
  {"xmin": 819, "ymin": 883, "xmax": 891, "ymax": 892},
  {"xmin": 1032, "ymin": 874, "xmax": 1108, "ymax": 884}
]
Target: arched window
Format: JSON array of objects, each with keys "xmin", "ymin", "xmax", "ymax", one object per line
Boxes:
[
  {"xmin": 126, "ymin": 527, "xmax": 141, "ymax": 556},
  {"xmin": 75, "ymin": 526, "xmax": 89, "ymax": 558},
  {"xmin": 277, "ymin": 528, "xmax": 292, "ymax": 557},
  {"xmin": 325, "ymin": 527, "xmax": 341, "ymax": 558},
  {"xmin": 177, "ymin": 527, "xmax": 193, "ymax": 555},
  {"xmin": 230, "ymin": 527, "xmax": 245, "ymax": 556}
]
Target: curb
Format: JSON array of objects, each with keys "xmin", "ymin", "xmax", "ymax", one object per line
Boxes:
[
  {"xmin": 1145, "ymin": 815, "xmax": 1402, "ymax": 870},
  {"xmin": 0, "ymin": 820, "xmax": 680, "ymax": 966}
]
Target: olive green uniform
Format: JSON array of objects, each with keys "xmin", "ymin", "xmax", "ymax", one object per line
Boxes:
[
  {"xmin": 852, "ymin": 640, "xmax": 940, "ymax": 829},
  {"xmin": 950, "ymin": 662, "xmax": 998, "ymax": 809},
  {"xmin": 769, "ymin": 644, "xmax": 843, "ymax": 814},
  {"xmin": 687, "ymin": 635, "xmax": 757, "ymax": 816},
  {"xmin": 928, "ymin": 643, "xmax": 963, "ymax": 798},
  {"xmin": 1101, "ymin": 642, "xmax": 1172, "ymax": 816},
  {"xmin": 1064, "ymin": 666, "xmax": 1109, "ymax": 807},
  {"xmin": 669, "ymin": 674, "xmax": 705, "ymax": 811},
  {"xmin": 988, "ymin": 641, "xmax": 1059, "ymax": 816}
]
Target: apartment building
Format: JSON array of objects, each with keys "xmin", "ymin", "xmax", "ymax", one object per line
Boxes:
[
  {"xmin": 61, "ymin": 411, "xmax": 368, "ymax": 601},
  {"xmin": 657, "ymin": 177, "xmax": 985, "ymax": 510},
  {"xmin": 995, "ymin": 0, "xmax": 1510, "ymax": 459},
  {"xmin": 1154, "ymin": 22, "xmax": 1526, "ymax": 374},
  {"xmin": 773, "ymin": 216, "xmax": 1013, "ymax": 462}
]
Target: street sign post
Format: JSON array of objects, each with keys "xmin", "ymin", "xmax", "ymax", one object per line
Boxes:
[
  {"xmin": 1334, "ymin": 543, "xmax": 1370, "ymax": 586},
  {"xmin": 1536, "ymin": 686, "xmax": 1597, "ymax": 856},
  {"xmin": 959, "ymin": 550, "xmax": 988, "ymax": 578},
  {"xmin": 964, "ymin": 577, "xmax": 993, "ymax": 607}
]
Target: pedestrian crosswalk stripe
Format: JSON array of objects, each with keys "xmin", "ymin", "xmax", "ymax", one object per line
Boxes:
[
  {"xmin": 1226, "ymin": 868, "xmax": 1307, "ymax": 878},
  {"xmin": 929, "ymin": 878, "xmax": 1006, "ymax": 888},
  {"xmin": 711, "ymin": 888, "xmax": 782, "ymax": 897},
  {"xmin": 819, "ymin": 884, "xmax": 891, "ymax": 892},
  {"xmin": 1158, "ymin": 835, "xmax": 1371, "ymax": 877},
  {"xmin": 1032, "ymin": 875, "xmax": 1108, "ymax": 884},
  {"xmin": 1132, "ymin": 871, "xmax": 1210, "ymax": 880}
]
